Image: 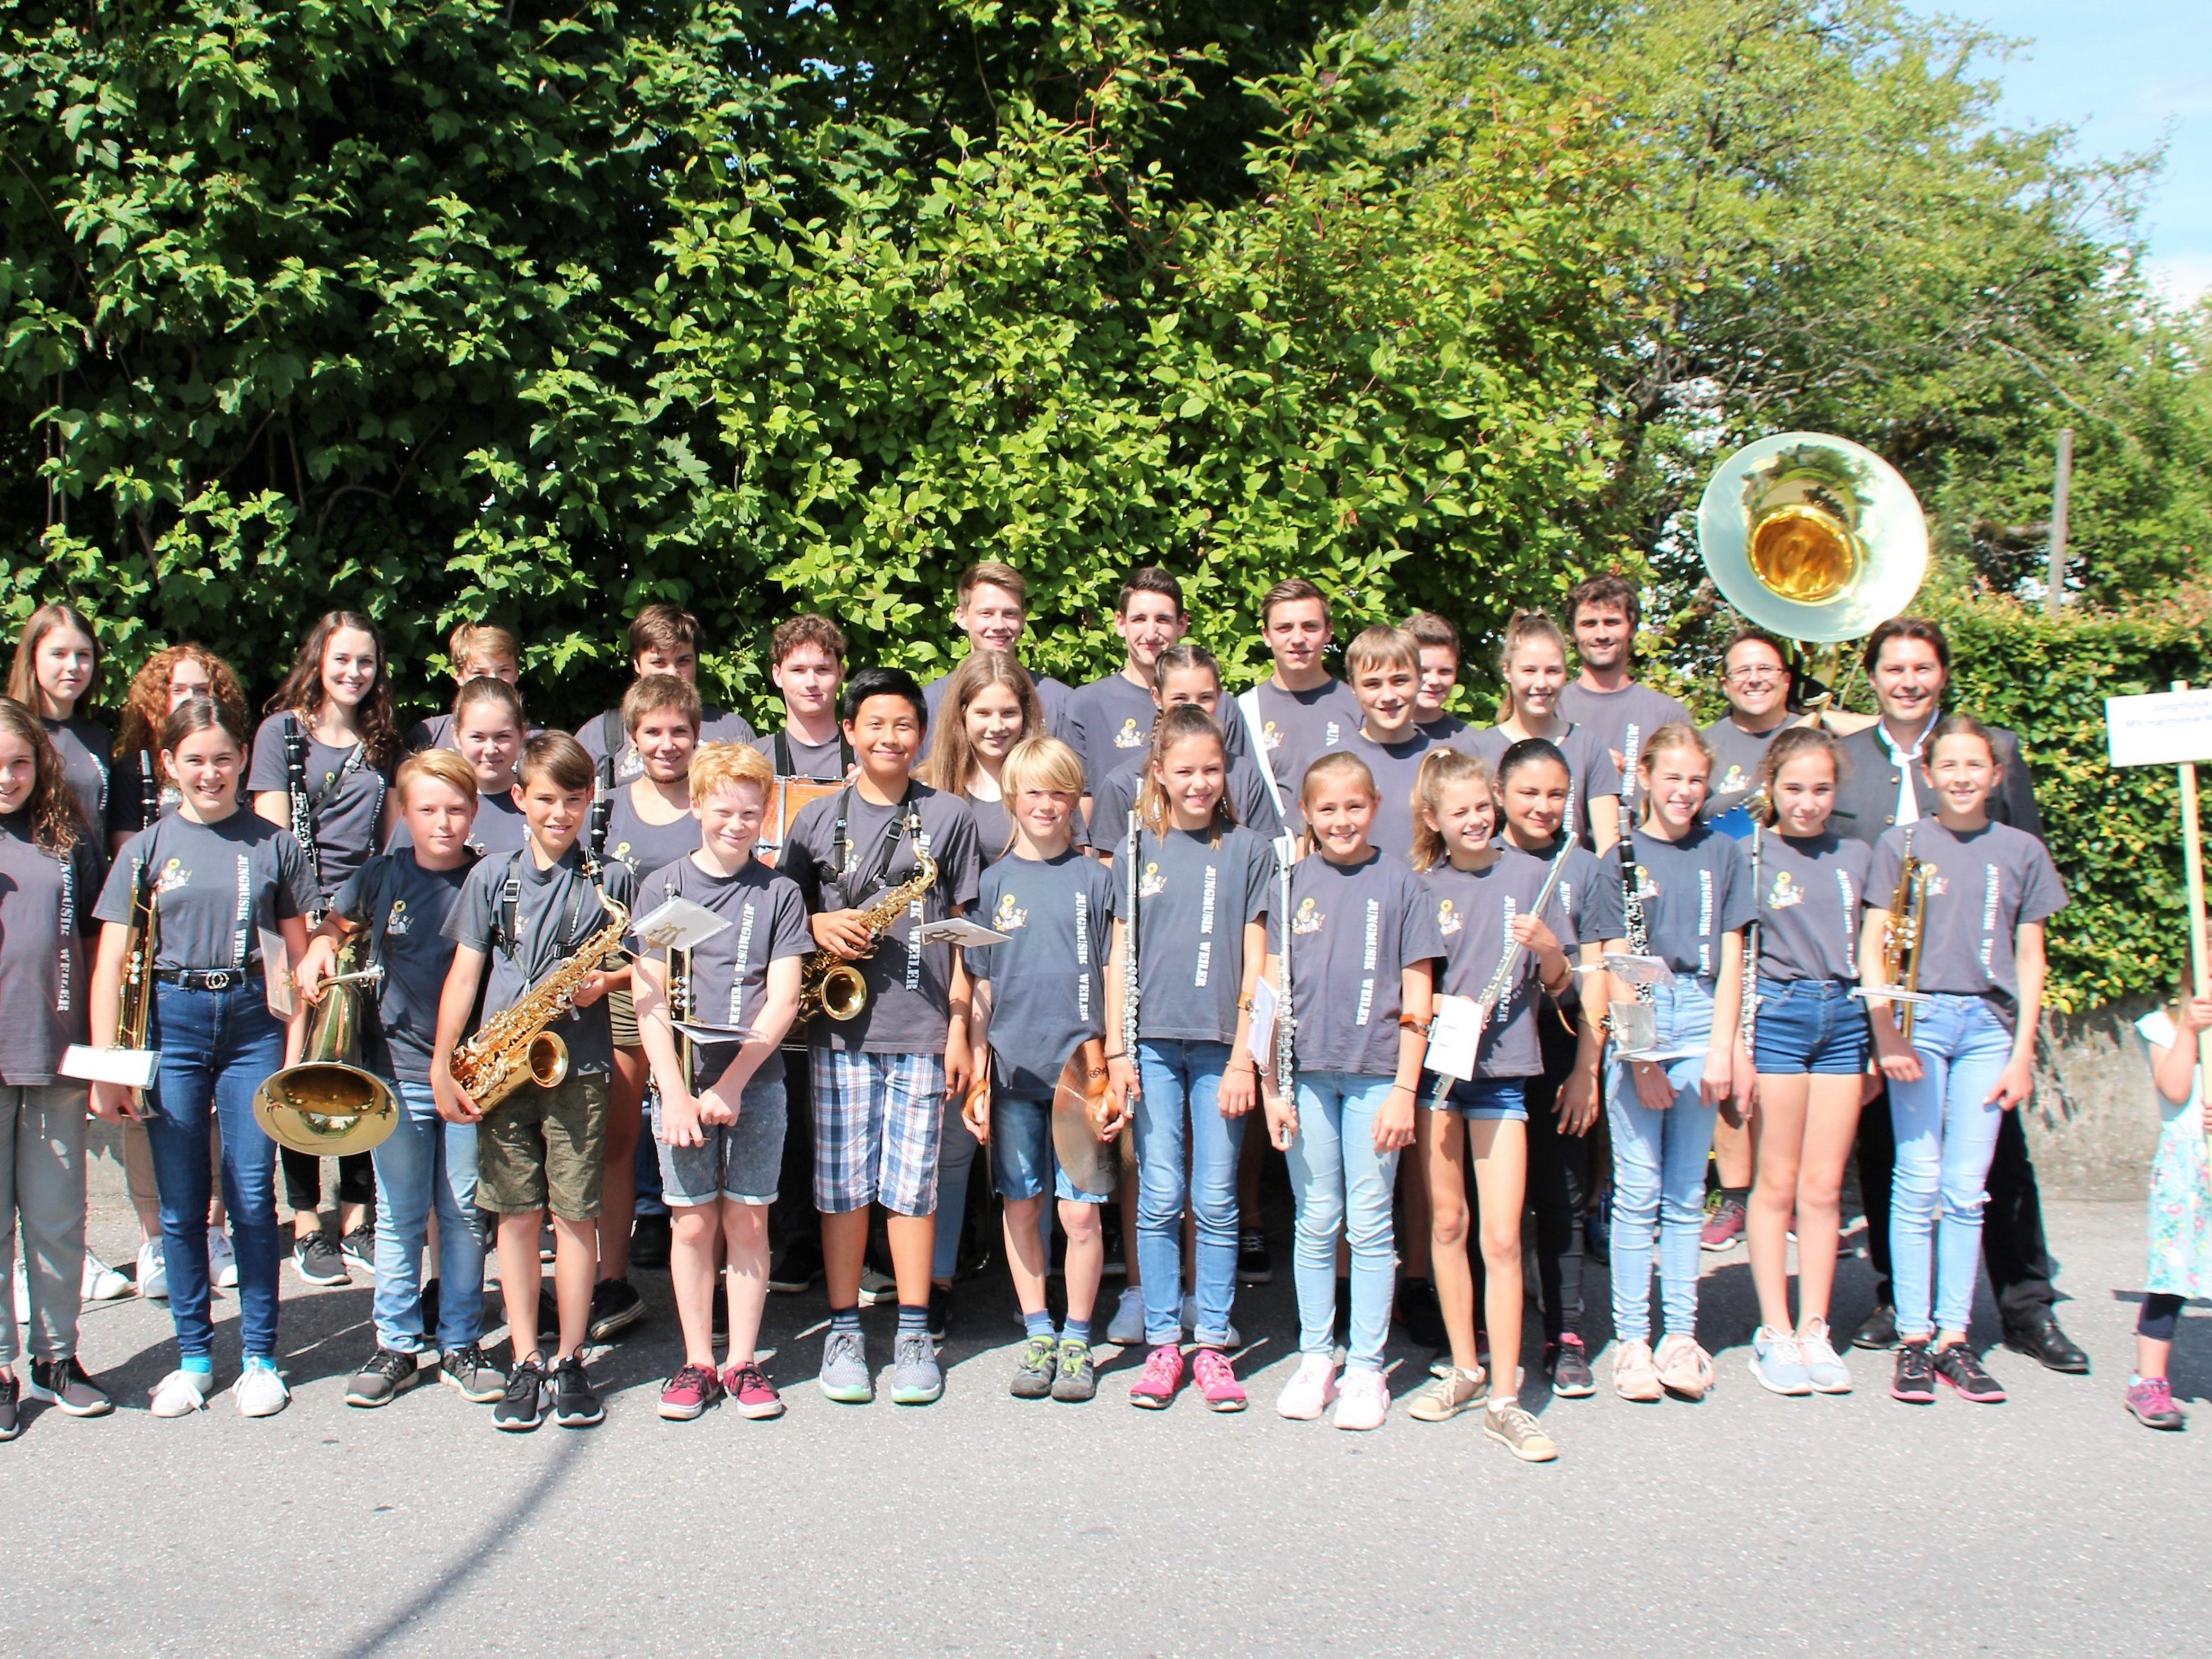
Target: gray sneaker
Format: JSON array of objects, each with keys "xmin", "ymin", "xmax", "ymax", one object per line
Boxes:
[
  {"xmin": 1796, "ymin": 1319, "xmax": 1853, "ymax": 1394},
  {"xmin": 1050, "ymin": 1339, "xmax": 1097, "ymax": 1403},
  {"xmin": 889, "ymin": 1331, "xmax": 943, "ymax": 1405},
  {"xmin": 1748, "ymin": 1326, "xmax": 1812, "ymax": 1396},
  {"xmin": 819, "ymin": 1329, "xmax": 874, "ymax": 1403},
  {"xmin": 1010, "ymin": 1334, "xmax": 1057, "ymax": 1400}
]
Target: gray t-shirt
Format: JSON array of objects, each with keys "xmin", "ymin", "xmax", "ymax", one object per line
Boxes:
[
  {"xmin": 247, "ymin": 713, "xmax": 390, "ymax": 905},
  {"xmin": 1869, "ymin": 819, "xmax": 2065, "ymax": 1021},
  {"xmin": 1271, "ymin": 849, "xmax": 1446, "ymax": 1077},
  {"xmin": 1619, "ymin": 823, "xmax": 1754, "ymax": 982},
  {"xmin": 1557, "ymin": 681, "xmax": 1691, "ymax": 781},
  {"xmin": 967, "ymin": 850, "xmax": 1118, "ymax": 1097},
  {"xmin": 1087, "ymin": 750, "xmax": 1281, "ymax": 848},
  {"xmin": 577, "ymin": 705, "xmax": 758, "ymax": 786},
  {"xmin": 773, "ymin": 725, "xmax": 849, "ymax": 782},
  {"xmin": 1127, "ymin": 823, "xmax": 1277, "ymax": 1046},
  {"xmin": 924, "ymin": 665, "xmax": 1073, "ymax": 744},
  {"xmin": 602, "ymin": 787, "xmax": 700, "ymax": 888},
  {"xmin": 95, "ymin": 809, "xmax": 318, "ymax": 974},
  {"xmin": 387, "ymin": 788, "xmax": 530, "ymax": 862},
  {"xmin": 1465, "ymin": 722, "xmax": 1623, "ymax": 847},
  {"xmin": 778, "ymin": 782, "xmax": 984, "ymax": 1056},
  {"xmin": 1753, "ymin": 830, "xmax": 1870, "ymax": 983},
  {"xmin": 1702, "ymin": 716, "xmax": 1786, "ymax": 822},
  {"xmin": 631, "ymin": 853, "xmax": 812, "ymax": 1085},
  {"xmin": 1065, "ymin": 673, "xmax": 1160, "ymax": 793},
  {"xmin": 1423, "ymin": 845, "xmax": 1580, "ymax": 1080},
  {"xmin": 1345, "ymin": 727, "xmax": 1485, "ymax": 863},
  {"xmin": 0, "ymin": 814, "xmax": 101, "ymax": 1084},
  {"xmin": 1248, "ymin": 678, "xmax": 1362, "ymax": 805},
  {"xmin": 329, "ymin": 850, "xmax": 476, "ymax": 1086},
  {"xmin": 1420, "ymin": 713, "xmax": 1474, "ymax": 743},
  {"xmin": 444, "ymin": 847, "xmax": 638, "ymax": 1077},
  {"xmin": 44, "ymin": 715, "xmax": 111, "ymax": 848}
]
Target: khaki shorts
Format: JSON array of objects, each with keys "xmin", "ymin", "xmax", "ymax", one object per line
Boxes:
[{"xmin": 477, "ymin": 1073, "xmax": 610, "ymax": 1220}]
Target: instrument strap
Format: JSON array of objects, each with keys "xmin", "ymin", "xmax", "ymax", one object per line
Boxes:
[
  {"xmin": 285, "ymin": 712, "xmax": 380, "ymax": 891},
  {"xmin": 493, "ymin": 850, "xmax": 596, "ymax": 964},
  {"xmin": 774, "ymin": 728, "xmax": 853, "ymax": 781},
  {"xmin": 1236, "ymin": 687, "xmax": 1288, "ymax": 822},
  {"xmin": 830, "ymin": 783, "xmax": 922, "ymax": 909}
]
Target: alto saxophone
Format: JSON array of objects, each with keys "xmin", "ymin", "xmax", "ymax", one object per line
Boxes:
[
  {"xmin": 797, "ymin": 852, "xmax": 938, "ymax": 1023},
  {"xmin": 1880, "ymin": 826, "xmax": 1931, "ymax": 1042},
  {"xmin": 449, "ymin": 891, "xmax": 631, "ymax": 1111}
]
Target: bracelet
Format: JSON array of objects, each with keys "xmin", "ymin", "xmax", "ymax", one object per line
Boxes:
[
  {"xmin": 1391, "ymin": 1082, "xmax": 1416, "ymax": 1094},
  {"xmin": 1104, "ymin": 1049, "xmax": 1128, "ymax": 1060},
  {"xmin": 1399, "ymin": 1015, "xmax": 1431, "ymax": 1036},
  {"xmin": 1236, "ymin": 995, "xmax": 1255, "ymax": 1012}
]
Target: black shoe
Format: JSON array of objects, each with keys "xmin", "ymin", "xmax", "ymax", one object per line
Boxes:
[
  {"xmin": 1932, "ymin": 1342, "xmax": 2007, "ymax": 1403},
  {"xmin": 439, "ymin": 1344, "xmax": 506, "ymax": 1404},
  {"xmin": 0, "ymin": 1373, "xmax": 18, "ymax": 1440},
  {"xmin": 339, "ymin": 1224, "xmax": 376, "ymax": 1271},
  {"xmin": 927, "ymin": 1282, "xmax": 952, "ymax": 1343},
  {"xmin": 292, "ymin": 1232, "xmax": 347, "ymax": 1286},
  {"xmin": 768, "ymin": 1240, "xmax": 820, "ymax": 1294},
  {"xmin": 345, "ymin": 1347, "xmax": 421, "ymax": 1408},
  {"xmin": 493, "ymin": 1356, "xmax": 548, "ymax": 1431},
  {"xmin": 552, "ymin": 1355, "xmax": 605, "ymax": 1427},
  {"xmin": 586, "ymin": 1277, "xmax": 645, "ymax": 1342},
  {"xmin": 26, "ymin": 1356, "xmax": 113, "ymax": 1417},
  {"xmin": 1889, "ymin": 1340, "xmax": 1936, "ymax": 1404},
  {"xmin": 1394, "ymin": 1276, "xmax": 1447, "ymax": 1350},
  {"xmin": 1852, "ymin": 1304, "xmax": 1898, "ymax": 1350},
  {"xmin": 1236, "ymin": 1228, "xmax": 1273, "ymax": 1285},
  {"xmin": 1547, "ymin": 1334, "xmax": 1596, "ymax": 1398},
  {"xmin": 628, "ymin": 1213, "xmax": 672, "ymax": 1270},
  {"xmin": 2002, "ymin": 1312, "xmax": 2089, "ymax": 1375}
]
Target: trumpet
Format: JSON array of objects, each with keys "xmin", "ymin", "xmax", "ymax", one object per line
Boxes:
[
  {"xmin": 62, "ymin": 856, "xmax": 162, "ymax": 1095},
  {"xmin": 1879, "ymin": 826, "xmax": 1932, "ymax": 1043}
]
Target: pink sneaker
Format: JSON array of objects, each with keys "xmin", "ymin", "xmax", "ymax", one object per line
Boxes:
[
  {"xmin": 1128, "ymin": 1344, "xmax": 1185, "ymax": 1410},
  {"xmin": 658, "ymin": 1362, "xmax": 722, "ymax": 1421},
  {"xmin": 1191, "ymin": 1348, "xmax": 1248, "ymax": 1413},
  {"xmin": 723, "ymin": 1361, "xmax": 786, "ymax": 1420}
]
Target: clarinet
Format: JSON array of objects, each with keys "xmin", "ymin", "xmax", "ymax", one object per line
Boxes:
[
  {"xmin": 284, "ymin": 715, "xmax": 325, "ymax": 924},
  {"xmin": 1274, "ymin": 834, "xmax": 1295, "ymax": 1104},
  {"xmin": 1741, "ymin": 818, "xmax": 1762, "ymax": 1054},
  {"xmin": 1122, "ymin": 811, "xmax": 1141, "ymax": 1063},
  {"xmin": 1609, "ymin": 772, "xmax": 1657, "ymax": 1053}
]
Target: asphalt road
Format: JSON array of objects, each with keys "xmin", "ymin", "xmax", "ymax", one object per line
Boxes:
[{"xmin": 4, "ymin": 1141, "xmax": 2207, "ymax": 1657}]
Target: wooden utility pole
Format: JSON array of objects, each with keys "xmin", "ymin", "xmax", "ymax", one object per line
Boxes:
[{"xmin": 2045, "ymin": 426, "xmax": 2073, "ymax": 613}]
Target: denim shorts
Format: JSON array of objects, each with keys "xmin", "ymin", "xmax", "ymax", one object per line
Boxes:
[
  {"xmin": 1751, "ymin": 976, "xmax": 1869, "ymax": 1076},
  {"xmin": 989, "ymin": 1096, "xmax": 1104, "ymax": 1206},
  {"xmin": 653, "ymin": 1071, "xmax": 787, "ymax": 1207},
  {"xmin": 1426, "ymin": 1076, "xmax": 1529, "ymax": 1122}
]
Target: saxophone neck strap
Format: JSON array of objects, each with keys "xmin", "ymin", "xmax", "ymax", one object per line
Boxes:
[
  {"xmin": 493, "ymin": 850, "xmax": 597, "ymax": 963},
  {"xmin": 831, "ymin": 783, "xmax": 922, "ymax": 907}
]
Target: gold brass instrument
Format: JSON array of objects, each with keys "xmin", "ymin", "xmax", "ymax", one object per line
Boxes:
[
  {"xmin": 449, "ymin": 891, "xmax": 631, "ymax": 1111},
  {"xmin": 670, "ymin": 943, "xmax": 696, "ymax": 1096},
  {"xmin": 795, "ymin": 853, "xmax": 937, "ymax": 1024},
  {"xmin": 1878, "ymin": 826, "xmax": 1932, "ymax": 1043},
  {"xmin": 252, "ymin": 938, "xmax": 397, "ymax": 1156},
  {"xmin": 64, "ymin": 857, "xmax": 163, "ymax": 1094}
]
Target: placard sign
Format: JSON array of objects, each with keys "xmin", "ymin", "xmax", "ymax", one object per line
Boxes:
[{"xmin": 2106, "ymin": 688, "xmax": 2212, "ymax": 768}]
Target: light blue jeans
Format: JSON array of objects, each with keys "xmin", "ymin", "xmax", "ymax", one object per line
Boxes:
[
  {"xmin": 1887, "ymin": 992, "xmax": 2014, "ymax": 1338},
  {"xmin": 1285, "ymin": 1070, "xmax": 1401, "ymax": 1371},
  {"xmin": 370, "ymin": 1080, "xmax": 486, "ymax": 1354},
  {"xmin": 1135, "ymin": 1040, "xmax": 1245, "ymax": 1347},
  {"xmin": 1607, "ymin": 977, "xmax": 1718, "ymax": 1345}
]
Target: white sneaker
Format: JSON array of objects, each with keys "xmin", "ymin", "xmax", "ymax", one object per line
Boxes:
[
  {"xmin": 207, "ymin": 1231, "xmax": 238, "ymax": 1290},
  {"xmin": 1275, "ymin": 1353, "xmax": 1340, "ymax": 1420},
  {"xmin": 234, "ymin": 1358, "xmax": 291, "ymax": 1418},
  {"xmin": 1331, "ymin": 1366, "xmax": 1391, "ymax": 1431},
  {"xmin": 149, "ymin": 1367, "xmax": 212, "ymax": 1417},
  {"xmin": 11, "ymin": 1257, "xmax": 26, "ymax": 1324},
  {"xmin": 1797, "ymin": 1318, "xmax": 1853, "ymax": 1394},
  {"xmin": 1106, "ymin": 1285, "xmax": 1146, "ymax": 1346},
  {"xmin": 857, "ymin": 1266, "xmax": 899, "ymax": 1307},
  {"xmin": 83, "ymin": 1249, "xmax": 134, "ymax": 1302},
  {"xmin": 137, "ymin": 1238, "xmax": 168, "ymax": 1300},
  {"xmin": 1180, "ymin": 1291, "xmax": 1241, "ymax": 1349}
]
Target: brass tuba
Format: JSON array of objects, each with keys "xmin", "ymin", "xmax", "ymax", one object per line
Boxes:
[
  {"xmin": 252, "ymin": 937, "xmax": 397, "ymax": 1157},
  {"xmin": 796, "ymin": 853, "xmax": 937, "ymax": 1024}
]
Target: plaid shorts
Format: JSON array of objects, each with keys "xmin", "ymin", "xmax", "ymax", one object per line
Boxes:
[{"xmin": 809, "ymin": 1049, "xmax": 947, "ymax": 1217}]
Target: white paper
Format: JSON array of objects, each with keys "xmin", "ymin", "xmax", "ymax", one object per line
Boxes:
[
  {"xmin": 911, "ymin": 918, "xmax": 1010, "ymax": 948},
  {"xmin": 1618, "ymin": 1046, "xmax": 1707, "ymax": 1065},
  {"xmin": 1247, "ymin": 976, "xmax": 1280, "ymax": 1073},
  {"xmin": 259, "ymin": 930, "xmax": 294, "ymax": 1018},
  {"xmin": 2106, "ymin": 688, "xmax": 2212, "ymax": 768},
  {"xmin": 1423, "ymin": 994, "xmax": 1485, "ymax": 1082},
  {"xmin": 1603, "ymin": 952, "xmax": 1676, "ymax": 987},
  {"xmin": 631, "ymin": 895, "xmax": 734, "ymax": 953},
  {"xmin": 60, "ymin": 1044, "xmax": 159, "ymax": 1089}
]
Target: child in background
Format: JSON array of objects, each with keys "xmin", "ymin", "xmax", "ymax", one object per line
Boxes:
[{"xmin": 2126, "ymin": 981, "xmax": 2212, "ymax": 1429}]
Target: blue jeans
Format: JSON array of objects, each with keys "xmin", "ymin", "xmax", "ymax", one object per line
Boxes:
[
  {"xmin": 1285, "ymin": 1070, "xmax": 1400, "ymax": 1370},
  {"xmin": 989, "ymin": 1096, "xmax": 1102, "ymax": 1206},
  {"xmin": 371, "ymin": 1080, "xmax": 485, "ymax": 1353},
  {"xmin": 1888, "ymin": 993, "xmax": 2014, "ymax": 1337},
  {"xmin": 144, "ymin": 980, "xmax": 285, "ymax": 1361},
  {"xmin": 1134, "ymin": 1040, "xmax": 1246, "ymax": 1347},
  {"xmin": 1607, "ymin": 977, "xmax": 1718, "ymax": 1345}
]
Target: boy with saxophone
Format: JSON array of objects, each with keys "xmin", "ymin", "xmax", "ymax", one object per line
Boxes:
[
  {"xmin": 777, "ymin": 668, "xmax": 983, "ymax": 1407},
  {"xmin": 431, "ymin": 733, "xmax": 637, "ymax": 1432}
]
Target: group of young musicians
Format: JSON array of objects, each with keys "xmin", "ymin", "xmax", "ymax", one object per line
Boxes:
[{"xmin": 2, "ymin": 562, "xmax": 2202, "ymax": 1454}]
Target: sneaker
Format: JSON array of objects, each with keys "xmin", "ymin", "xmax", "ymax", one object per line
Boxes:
[
  {"xmin": 927, "ymin": 1283, "xmax": 952, "ymax": 1343},
  {"xmin": 1276, "ymin": 1353, "xmax": 1340, "ymax": 1420},
  {"xmin": 1051, "ymin": 1338, "xmax": 1097, "ymax": 1403},
  {"xmin": 1331, "ymin": 1366, "xmax": 1390, "ymax": 1431},
  {"xmin": 2126, "ymin": 1375, "xmax": 2186, "ymax": 1431},
  {"xmin": 1409, "ymin": 1365, "xmax": 1488, "ymax": 1423},
  {"xmin": 1853, "ymin": 1304, "xmax": 1899, "ymax": 1350},
  {"xmin": 439, "ymin": 1345, "xmax": 506, "ymax": 1404},
  {"xmin": 890, "ymin": 1330, "xmax": 943, "ymax": 1404},
  {"xmin": 1179, "ymin": 1291, "xmax": 1240, "ymax": 1348},
  {"xmin": 1394, "ymin": 1276, "xmax": 1447, "ymax": 1349},
  {"xmin": 26, "ymin": 1356, "xmax": 113, "ymax": 1417},
  {"xmin": 1106, "ymin": 1284, "xmax": 1146, "ymax": 1347},
  {"xmin": 1011, "ymin": 1335, "xmax": 1059, "ymax": 1400},
  {"xmin": 82, "ymin": 1249, "xmax": 132, "ymax": 1302},
  {"xmin": 292, "ymin": 1232, "xmax": 347, "ymax": 1286},
  {"xmin": 1191, "ymin": 1347, "xmax": 1248, "ymax": 1412},
  {"xmin": 1128, "ymin": 1343, "xmax": 1185, "ymax": 1409},
  {"xmin": 552, "ymin": 1355, "xmax": 605, "ymax": 1426},
  {"xmin": 1797, "ymin": 1319, "xmax": 1853, "ymax": 1393},
  {"xmin": 586, "ymin": 1277, "xmax": 645, "ymax": 1342},
  {"xmin": 857, "ymin": 1266, "xmax": 898, "ymax": 1307},
  {"xmin": 628, "ymin": 1212, "xmax": 672, "ymax": 1270},
  {"xmin": 1484, "ymin": 1401, "xmax": 1559, "ymax": 1462},
  {"xmin": 658, "ymin": 1362, "xmax": 722, "ymax": 1421},
  {"xmin": 819, "ymin": 1329, "xmax": 873, "ymax": 1403},
  {"xmin": 1931, "ymin": 1342, "xmax": 2006, "ymax": 1404},
  {"xmin": 1655, "ymin": 1333, "xmax": 1715, "ymax": 1400},
  {"xmin": 1236, "ymin": 1227, "xmax": 1273, "ymax": 1285},
  {"xmin": 1547, "ymin": 1334, "xmax": 1596, "ymax": 1398},
  {"xmin": 767, "ymin": 1242, "xmax": 819, "ymax": 1294},
  {"xmin": 724, "ymin": 1361, "xmax": 785, "ymax": 1420},
  {"xmin": 136, "ymin": 1238, "xmax": 168, "ymax": 1300},
  {"xmin": 207, "ymin": 1231, "xmax": 238, "ymax": 1290},
  {"xmin": 234, "ymin": 1356, "xmax": 291, "ymax": 1418},
  {"xmin": 339, "ymin": 1224, "xmax": 376, "ymax": 1272},
  {"xmin": 345, "ymin": 1347, "xmax": 421, "ymax": 1408},
  {"xmin": 1612, "ymin": 1338, "xmax": 1663, "ymax": 1403},
  {"xmin": 495, "ymin": 1356, "xmax": 549, "ymax": 1430},
  {"xmin": 1700, "ymin": 1195, "xmax": 1747, "ymax": 1251},
  {"xmin": 0, "ymin": 1372, "xmax": 15, "ymax": 1439},
  {"xmin": 149, "ymin": 1367, "xmax": 212, "ymax": 1417},
  {"xmin": 1747, "ymin": 1327, "xmax": 1812, "ymax": 1396},
  {"xmin": 1889, "ymin": 1340, "xmax": 1936, "ymax": 1404}
]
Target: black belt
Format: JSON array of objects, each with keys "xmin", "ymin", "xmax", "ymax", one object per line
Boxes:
[{"xmin": 153, "ymin": 967, "xmax": 261, "ymax": 991}]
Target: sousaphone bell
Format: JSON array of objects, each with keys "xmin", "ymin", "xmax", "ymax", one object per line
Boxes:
[{"xmin": 252, "ymin": 945, "xmax": 398, "ymax": 1157}]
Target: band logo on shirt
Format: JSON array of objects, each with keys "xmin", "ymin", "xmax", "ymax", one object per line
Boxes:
[
  {"xmin": 1978, "ymin": 862, "xmax": 2001, "ymax": 970},
  {"xmin": 1435, "ymin": 898, "xmax": 1461, "ymax": 937},
  {"xmin": 1262, "ymin": 721, "xmax": 1283, "ymax": 752},
  {"xmin": 994, "ymin": 892, "xmax": 1029, "ymax": 932},
  {"xmin": 1075, "ymin": 892, "xmax": 1094, "ymax": 1019},
  {"xmin": 386, "ymin": 899, "xmax": 412, "ymax": 936},
  {"xmin": 1766, "ymin": 872, "xmax": 1804, "ymax": 909},
  {"xmin": 1323, "ymin": 721, "xmax": 1343, "ymax": 748},
  {"xmin": 729, "ymin": 902, "xmax": 758, "ymax": 1027},
  {"xmin": 1695, "ymin": 870, "xmax": 1715, "ymax": 977},
  {"xmin": 1114, "ymin": 718, "xmax": 1144, "ymax": 750},
  {"xmin": 1717, "ymin": 764, "xmax": 1749, "ymax": 797},
  {"xmin": 153, "ymin": 856, "xmax": 188, "ymax": 895},
  {"xmin": 1291, "ymin": 896, "xmax": 1323, "ymax": 936},
  {"xmin": 1139, "ymin": 862, "xmax": 1166, "ymax": 899},
  {"xmin": 1353, "ymin": 898, "xmax": 1381, "ymax": 1027}
]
